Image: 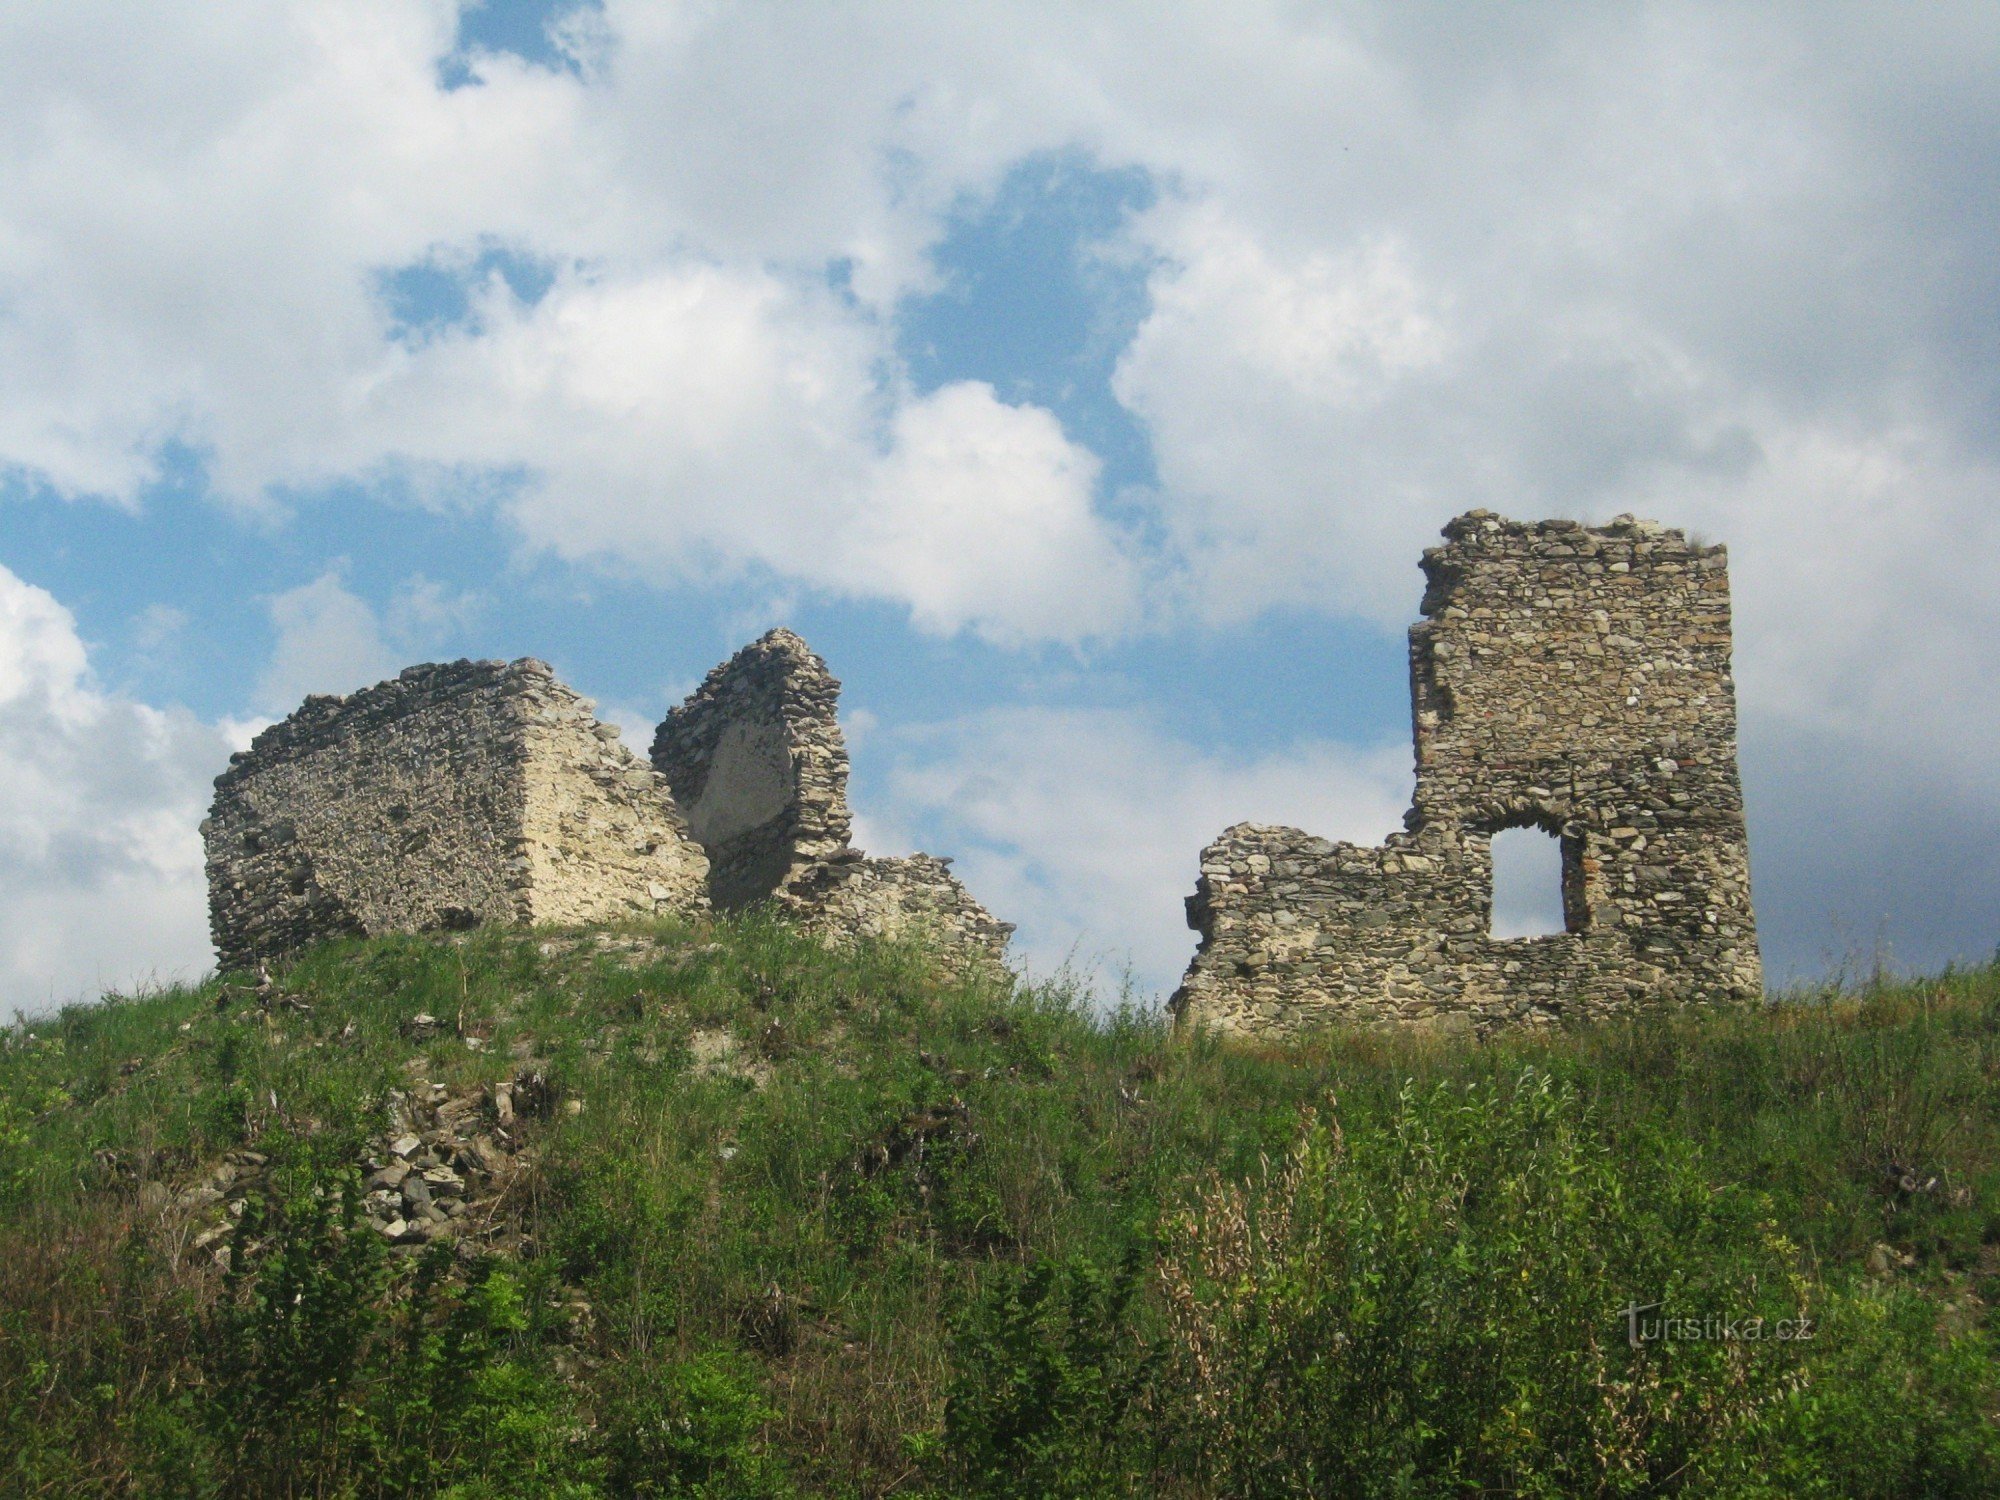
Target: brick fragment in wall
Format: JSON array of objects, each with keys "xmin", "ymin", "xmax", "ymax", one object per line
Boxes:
[
  {"xmin": 203, "ymin": 659, "xmax": 710, "ymax": 972},
  {"xmin": 1173, "ymin": 511, "xmax": 1762, "ymax": 1038},
  {"xmin": 653, "ymin": 629, "xmax": 1013, "ymax": 974}
]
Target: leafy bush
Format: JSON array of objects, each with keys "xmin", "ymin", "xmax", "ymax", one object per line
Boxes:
[
  {"xmin": 1159, "ymin": 1071, "xmax": 1817, "ymax": 1497},
  {"xmin": 0, "ymin": 1084, "xmax": 43, "ymax": 1205},
  {"xmin": 598, "ymin": 1349, "xmax": 792, "ymax": 1498},
  {"xmin": 1731, "ymin": 1279, "xmax": 2000, "ymax": 1498},
  {"xmin": 934, "ymin": 1249, "xmax": 1159, "ymax": 1497},
  {"xmin": 196, "ymin": 1165, "xmax": 391, "ymax": 1486},
  {"xmin": 187, "ymin": 1158, "xmax": 591, "ymax": 1497}
]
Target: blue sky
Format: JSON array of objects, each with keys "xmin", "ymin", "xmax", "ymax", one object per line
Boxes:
[{"xmin": 2, "ymin": 1, "xmax": 1997, "ymax": 1011}]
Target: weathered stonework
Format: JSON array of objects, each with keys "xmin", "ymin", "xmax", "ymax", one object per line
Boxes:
[
  {"xmin": 649, "ymin": 630, "xmax": 852, "ymax": 911},
  {"xmin": 775, "ymin": 852, "xmax": 1017, "ymax": 968},
  {"xmin": 653, "ymin": 629, "xmax": 1013, "ymax": 971},
  {"xmin": 205, "ymin": 659, "xmax": 709, "ymax": 972},
  {"xmin": 1174, "ymin": 511, "xmax": 1761, "ymax": 1037}
]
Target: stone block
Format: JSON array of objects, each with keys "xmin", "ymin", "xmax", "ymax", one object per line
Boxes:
[{"xmin": 204, "ymin": 659, "xmax": 709, "ymax": 971}]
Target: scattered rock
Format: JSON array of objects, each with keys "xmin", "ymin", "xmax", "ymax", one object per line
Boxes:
[
  {"xmin": 1885, "ymin": 1161, "xmax": 1941, "ymax": 1199},
  {"xmin": 1866, "ymin": 1241, "xmax": 1918, "ymax": 1277}
]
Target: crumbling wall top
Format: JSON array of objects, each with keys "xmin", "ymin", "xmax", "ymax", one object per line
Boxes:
[
  {"xmin": 206, "ymin": 658, "xmax": 707, "ymax": 971},
  {"xmin": 651, "ymin": 627, "xmax": 1013, "ymax": 973},
  {"xmin": 650, "ymin": 628, "xmax": 852, "ymax": 911},
  {"xmin": 1176, "ymin": 510, "xmax": 1760, "ymax": 1036}
]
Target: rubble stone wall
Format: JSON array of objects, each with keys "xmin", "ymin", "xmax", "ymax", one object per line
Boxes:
[
  {"xmin": 205, "ymin": 660, "xmax": 707, "ymax": 972},
  {"xmin": 650, "ymin": 630, "xmax": 852, "ymax": 911},
  {"xmin": 1175, "ymin": 512, "xmax": 1761, "ymax": 1037},
  {"xmin": 653, "ymin": 629, "xmax": 1013, "ymax": 972},
  {"xmin": 776, "ymin": 852, "xmax": 1015, "ymax": 973},
  {"xmin": 515, "ymin": 668, "xmax": 712, "ymax": 927}
]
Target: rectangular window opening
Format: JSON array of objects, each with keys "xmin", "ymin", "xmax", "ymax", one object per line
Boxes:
[{"xmin": 1491, "ymin": 824, "xmax": 1570, "ymax": 939}]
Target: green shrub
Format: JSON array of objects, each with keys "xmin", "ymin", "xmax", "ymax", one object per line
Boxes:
[
  {"xmin": 1730, "ymin": 1279, "xmax": 2000, "ymax": 1498},
  {"xmin": 189, "ymin": 1157, "xmax": 592, "ymax": 1497},
  {"xmin": 197, "ymin": 1164, "xmax": 391, "ymax": 1487},
  {"xmin": 934, "ymin": 1249, "xmax": 1160, "ymax": 1497},
  {"xmin": 1159, "ymin": 1071, "xmax": 1817, "ymax": 1497},
  {"xmin": 0, "ymin": 1084, "xmax": 43, "ymax": 1205},
  {"xmin": 598, "ymin": 1349, "xmax": 792, "ymax": 1498}
]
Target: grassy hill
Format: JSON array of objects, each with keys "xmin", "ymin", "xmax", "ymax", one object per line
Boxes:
[{"xmin": 4, "ymin": 920, "xmax": 1999, "ymax": 1497}]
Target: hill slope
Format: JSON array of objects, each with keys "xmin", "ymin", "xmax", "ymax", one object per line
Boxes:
[{"xmin": 4, "ymin": 921, "xmax": 1999, "ymax": 1497}]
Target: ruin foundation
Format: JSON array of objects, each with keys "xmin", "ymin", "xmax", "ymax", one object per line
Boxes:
[
  {"xmin": 1174, "ymin": 511, "xmax": 1762, "ymax": 1037},
  {"xmin": 652, "ymin": 629, "xmax": 1014, "ymax": 971},
  {"xmin": 205, "ymin": 659, "xmax": 709, "ymax": 972}
]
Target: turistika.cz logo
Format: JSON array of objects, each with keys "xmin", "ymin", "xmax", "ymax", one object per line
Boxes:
[{"xmin": 1621, "ymin": 1302, "xmax": 1816, "ymax": 1349}]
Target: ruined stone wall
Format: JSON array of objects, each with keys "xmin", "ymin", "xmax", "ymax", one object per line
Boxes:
[
  {"xmin": 649, "ymin": 630, "xmax": 851, "ymax": 911},
  {"xmin": 514, "ymin": 668, "xmax": 711, "ymax": 927},
  {"xmin": 775, "ymin": 852, "xmax": 1015, "ymax": 973},
  {"xmin": 653, "ymin": 629, "xmax": 1013, "ymax": 972},
  {"xmin": 205, "ymin": 659, "xmax": 707, "ymax": 972},
  {"xmin": 1175, "ymin": 512, "xmax": 1761, "ymax": 1037}
]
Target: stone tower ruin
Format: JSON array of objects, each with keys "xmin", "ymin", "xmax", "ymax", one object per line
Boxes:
[
  {"xmin": 1174, "ymin": 511, "xmax": 1761, "ymax": 1036},
  {"xmin": 203, "ymin": 633, "xmax": 1013, "ymax": 977},
  {"xmin": 204, "ymin": 659, "xmax": 709, "ymax": 972},
  {"xmin": 652, "ymin": 629, "xmax": 1014, "ymax": 968}
]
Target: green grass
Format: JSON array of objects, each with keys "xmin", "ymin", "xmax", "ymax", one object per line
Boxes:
[{"xmin": 3, "ymin": 919, "xmax": 1999, "ymax": 1495}]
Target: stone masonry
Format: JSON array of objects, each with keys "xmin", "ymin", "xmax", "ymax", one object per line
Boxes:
[
  {"xmin": 205, "ymin": 659, "xmax": 709, "ymax": 972},
  {"xmin": 1174, "ymin": 512, "xmax": 1761, "ymax": 1037},
  {"xmin": 649, "ymin": 629, "xmax": 852, "ymax": 911},
  {"xmin": 652, "ymin": 629, "xmax": 1014, "ymax": 970}
]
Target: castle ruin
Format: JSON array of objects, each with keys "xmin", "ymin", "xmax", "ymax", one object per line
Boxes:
[
  {"xmin": 1172, "ymin": 511, "xmax": 1762, "ymax": 1036},
  {"xmin": 204, "ymin": 632, "xmax": 1011, "ymax": 976},
  {"xmin": 651, "ymin": 629, "xmax": 1014, "ymax": 969},
  {"xmin": 204, "ymin": 659, "xmax": 710, "ymax": 973}
]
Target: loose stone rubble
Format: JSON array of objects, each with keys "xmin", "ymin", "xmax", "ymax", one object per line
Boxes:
[
  {"xmin": 360, "ymin": 1072, "xmax": 543, "ymax": 1251},
  {"xmin": 1173, "ymin": 511, "xmax": 1762, "ymax": 1037},
  {"xmin": 204, "ymin": 659, "xmax": 710, "ymax": 972},
  {"xmin": 775, "ymin": 850, "xmax": 1015, "ymax": 968},
  {"xmin": 163, "ymin": 1069, "xmax": 546, "ymax": 1265},
  {"xmin": 653, "ymin": 629, "xmax": 1013, "ymax": 973}
]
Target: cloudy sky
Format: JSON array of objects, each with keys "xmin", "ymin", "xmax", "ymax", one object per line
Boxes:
[{"xmin": 2, "ymin": 0, "xmax": 1996, "ymax": 1013}]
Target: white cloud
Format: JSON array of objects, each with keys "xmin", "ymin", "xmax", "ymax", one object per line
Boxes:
[
  {"xmin": 11, "ymin": 1, "xmax": 1984, "ymax": 662},
  {"xmin": 1114, "ymin": 213, "xmax": 1459, "ymax": 622},
  {"xmin": 258, "ymin": 567, "xmax": 494, "ymax": 712},
  {"xmin": 0, "ymin": 1, "xmax": 1146, "ymax": 643},
  {"xmin": 386, "ymin": 573, "xmax": 484, "ymax": 642},
  {"xmin": 0, "ymin": 565, "xmax": 231, "ymax": 1014},
  {"xmin": 868, "ymin": 706, "xmax": 1411, "ymax": 998},
  {"xmin": 0, "ymin": 1, "xmax": 1996, "ymax": 983},
  {"xmin": 130, "ymin": 602, "xmax": 191, "ymax": 654},
  {"xmin": 847, "ymin": 382, "xmax": 1139, "ymax": 642},
  {"xmin": 260, "ymin": 568, "xmax": 398, "ymax": 708}
]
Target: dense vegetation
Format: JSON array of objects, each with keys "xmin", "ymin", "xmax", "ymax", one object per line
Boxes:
[{"xmin": 4, "ymin": 919, "xmax": 1999, "ymax": 1497}]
